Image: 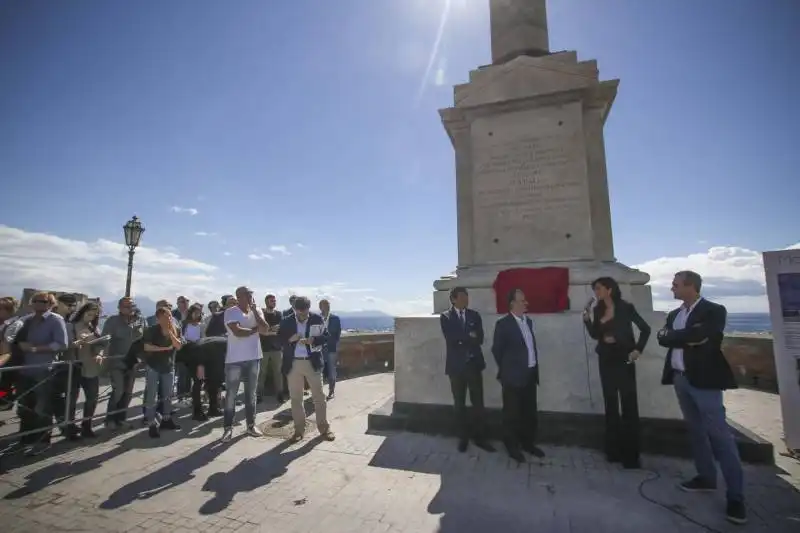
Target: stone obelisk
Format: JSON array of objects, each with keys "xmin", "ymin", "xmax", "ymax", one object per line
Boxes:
[
  {"xmin": 369, "ymin": 0, "xmax": 769, "ymax": 462},
  {"xmin": 490, "ymin": 0, "xmax": 549, "ymax": 63}
]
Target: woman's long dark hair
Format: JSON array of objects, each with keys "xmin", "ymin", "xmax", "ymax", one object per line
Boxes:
[
  {"xmin": 71, "ymin": 302, "xmax": 100, "ymax": 336},
  {"xmin": 592, "ymin": 276, "xmax": 623, "ymax": 316}
]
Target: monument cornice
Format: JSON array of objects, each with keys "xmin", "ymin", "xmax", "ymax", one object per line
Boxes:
[{"xmin": 439, "ymin": 79, "xmax": 619, "ymax": 145}]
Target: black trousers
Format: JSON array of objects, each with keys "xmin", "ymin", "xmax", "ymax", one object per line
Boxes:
[
  {"xmin": 501, "ymin": 368, "xmax": 538, "ymax": 450},
  {"xmin": 17, "ymin": 373, "xmax": 54, "ymax": 444},
  {"xmin": 191, "ymin": 376, "xmax": 220, "ymax": 413},
  {"xmin": 598, "ymin": 349, "xmax": 640, "ymax": 463},
  {"xmin": 449, "ymin": 361, "xmax": 486, "ymax": 439},
  {"xmin": 52, "ymin": 364, "xmax": 80, "ymax": 428}
]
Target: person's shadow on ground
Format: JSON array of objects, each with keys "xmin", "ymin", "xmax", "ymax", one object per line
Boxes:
[
  {"xmin": 198, "ymin": 436, "xmax": 321, "ymax": 515},
  {"xmin": 4, "ymin": 416, "xmax": 226, "ymax": 500},
  {"xmin": 99, "ymin": 430, "xmax": 242, "ymax": 510}
]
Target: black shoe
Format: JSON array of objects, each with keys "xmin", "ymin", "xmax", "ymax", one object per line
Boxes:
[
  {"xmin": 521, "ymin": 443, "xmax": 545, "ymax": 458},
  {"xmin": 679, "ymin": 476, "xmax": 717, "ymax": 492},
  {"xmin": 63, "ymin": 425, "xmax": 82, "ymax": 441},
  {"xmin": 327, "ymin": 391, "xmax": 335, "ymax": 400},
  {"xmin": 160, "ymin": 418, "xmax": 180, "ymax": 431},
  {"xmin": 192, "ymin": 411, "xmax": 209, "ymax": 422},
  {"xmin": 622, "ymin": 459, "xmax": 641, "ymax": 470},
  {"xmin": 474, "ymin": 439, "xmax": 496, "ymax": 452},
  {"xmin": 149, "ymin": 424, "xmax": 160, "ymax": 438},
  {"xmin": 457, "ymin": 438, "xmax": 469, "ymax": 453},
  {"xmin": 80, "ymin": 423, "xmax": 96, "ymax": 438},
  {"xmin": 507, "ymin": 448, "xmax": 525, "ymax": 464},
  {"xmin": 725, "ymin": 499, "xmax": 747, "ymax": 525}
]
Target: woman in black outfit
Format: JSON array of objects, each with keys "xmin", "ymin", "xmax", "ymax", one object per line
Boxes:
[{"xmin": 582, "ymin": 277, "xmax": 651, "ymax": 469}]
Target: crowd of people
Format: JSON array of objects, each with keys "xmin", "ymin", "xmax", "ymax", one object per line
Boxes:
[{"xmin": 0, "ymin": 286, "xmax": 342, "ymax": 456}]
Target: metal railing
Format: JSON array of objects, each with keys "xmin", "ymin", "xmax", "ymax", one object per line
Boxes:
[{"xmin": 0, "ymin": 355, "xmax": 152, "ymax": 444}]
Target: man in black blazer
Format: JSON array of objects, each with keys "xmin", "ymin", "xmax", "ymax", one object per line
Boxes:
[
  {"xmin": 277, "ymin": 296, "xmax": 335, "ymax": 443},
  {"xmin": 492, "ymin": 288, "xmax": 545, "ymax": 463},
  {"xmin": 657, "ymin": 270, "xmax": 746, "ymax": 525},
  {"xmin": 439, "ymin": 287, "xmax": 495, "ymax": 453}
]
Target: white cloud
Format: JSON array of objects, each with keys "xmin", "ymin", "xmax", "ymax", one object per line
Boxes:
[
  {"xmin": 0, "ymin": 225, "xmax": 397, "ymax": 314},
  {"xmin": 248, "ymin": 253, "xmax": 273, "ymax": 261},
  {"xmin": 295, "ymin": 243, "xmax": 306, "ymax": 249},
  {"xmin": 194, "ymin": 231, "xmax": 218, "ymax": 237},
  {"xmin": 170, "ymin": 206, "xmax": 198, "ymax": 216},
  {"xmin": 634, "ymin": 242, "xmax": 800, "ymax": 313},
  {"xmin": 433, "ymin": 57, "xmax": 447, "ymax": 86},
  {"xmin": 223, "ymin": 252, "xmax": 232, "ymax": 257},
  {"xmin": 269, "ymin": 245, "xmax": 291, "ymax": 256}
]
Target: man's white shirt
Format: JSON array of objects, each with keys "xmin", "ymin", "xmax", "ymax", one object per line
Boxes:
[{"xmin": 224, "ymin": 306, "xmax": 264, "ymax": 364}]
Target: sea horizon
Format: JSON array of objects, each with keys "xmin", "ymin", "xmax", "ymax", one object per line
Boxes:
[{"xmin": 341, "ymin": 312, "xmax": 774, "ymax": 335}]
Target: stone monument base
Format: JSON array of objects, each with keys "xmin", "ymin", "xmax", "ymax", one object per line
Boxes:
[
  {"xmin": 367, "ymin": 399, "xmax": 773, "ymax": 464},
  {"xmin": 366, "ymin": 312, "xmax": 774, "ymax": 464}
]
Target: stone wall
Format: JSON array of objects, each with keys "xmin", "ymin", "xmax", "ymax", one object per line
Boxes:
[
  {"xmin": 16, "ymin": 288, "xmax": 92, "ymax": 315},
  {"xmin": 338, "ymin": 332, "xmax": 778, "ymax": 393},
  {"xmin": 723, "ymin": 334, "xmax": 777, "ymax": 392}
]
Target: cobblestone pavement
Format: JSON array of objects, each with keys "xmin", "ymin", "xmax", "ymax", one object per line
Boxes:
[{"xmin": 0, "ymin": 374, "xmax": 798, "ymax": 532}]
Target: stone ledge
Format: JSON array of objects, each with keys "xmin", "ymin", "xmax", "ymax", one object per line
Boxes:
[{"xmin": 368, "ymin": 398, "xmax": 774, "ymax": 465}]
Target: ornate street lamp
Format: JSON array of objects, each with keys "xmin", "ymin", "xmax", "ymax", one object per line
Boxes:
[{"xmin": 123, "ymin": 216, "xmax": 145, "ymax": 297}]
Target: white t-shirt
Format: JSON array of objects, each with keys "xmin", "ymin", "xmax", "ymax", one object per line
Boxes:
[{"xmin": 224, "ymin": 306, "xmax": 263, "ymax": 364}]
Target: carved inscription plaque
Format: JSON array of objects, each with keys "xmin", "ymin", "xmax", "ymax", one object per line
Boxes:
[{"xmin": 470, "ymin": 104, "xmax": 593, "ymax": 263}]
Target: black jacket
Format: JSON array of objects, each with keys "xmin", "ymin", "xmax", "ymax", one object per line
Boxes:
[
  {"xmin": 439, "ymin": 307, "xmax": 485, "ymax": 376},
  {"xmin": 657, "ymin": 298, "xmax": 736, "ymax": 390},
  {"xmin": 583, "ymin": 300, "xmax": 651, "ymax": 354}
]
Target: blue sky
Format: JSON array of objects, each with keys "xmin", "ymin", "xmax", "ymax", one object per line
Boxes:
[{"xmin": 0, "ymin": 0, "xmax": 797, "ymax": 314}]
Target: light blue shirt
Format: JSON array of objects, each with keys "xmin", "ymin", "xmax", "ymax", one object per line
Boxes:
[{"xmin": 512, "ymin": 313, "xmax": 537, "ymax": 368}]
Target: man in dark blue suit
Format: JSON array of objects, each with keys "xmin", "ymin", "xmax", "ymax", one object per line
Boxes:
[
  {"xmin": 440, "ymin": 287, "xmax": 495, "ymax": 453},
  {"xmin": 277, "ymin": 296, "xmax": 335, "ymax": 443},
  {"xmin": 492, "ymin": 288, "xmax": 545, "ymax": 463}
]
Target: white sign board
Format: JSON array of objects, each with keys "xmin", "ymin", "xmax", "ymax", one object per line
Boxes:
[{"xmin": 763, "ymin": 250, "xmax": 800, "ymax": 451}]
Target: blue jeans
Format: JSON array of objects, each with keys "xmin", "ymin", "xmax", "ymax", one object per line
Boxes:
[
  {"xmin": 674, "ymin": 373, "xmax": 744, "ymax": 502},
  {"xmin": 323, "ymin": 351, "xmax": 338, "ymax": 390},
  {"xmin": 224, "ymin": 359, "xmax": 260, "ymax": 429},
  {"xmin": 144, "ymin": 367, "xmax": 174, "ymax": 425}
]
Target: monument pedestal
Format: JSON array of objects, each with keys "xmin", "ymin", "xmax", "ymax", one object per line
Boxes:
[
  {"xmin": 368, "ymin": 310, "xmax": 773, "ymax": 463},
  {"xmin": 368, "ymin": 0, "xmax": 773, "ymax": 463}
]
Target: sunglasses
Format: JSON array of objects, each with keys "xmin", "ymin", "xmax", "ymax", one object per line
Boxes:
[{"xmin": 32, "ymin": 299, "xmax": 50, "ymax": 304}]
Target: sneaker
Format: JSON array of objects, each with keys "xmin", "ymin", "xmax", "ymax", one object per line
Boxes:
[
  {"xmin": 246, "ymin": 425, "xmax": 264, "ymax": 437},
  {"xmin": 148, "ymin": 424, "xmax": 160, "ymax": 438},
  {"xmin": 678, "ymin": 476, "xmax": 717, "ymax": 492},
  {"xmin": 160, "ymin": 418, "xmax": 180, "ymax": 431},
  {"xmin": 221, "ymin": 428, "xmax": 233, "ymax": 442},
  {"xmin": 726, "ymin": 500, "xmax": 747, "ymax": 525},
  {"xmin": 80, "ymin": 423, "xmax": 97, "ymax": 438}
]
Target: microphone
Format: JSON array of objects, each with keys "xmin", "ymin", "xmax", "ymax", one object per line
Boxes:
[{"xmin": 584, "ymin": 297, "xmax": 596, "ymax": 313}]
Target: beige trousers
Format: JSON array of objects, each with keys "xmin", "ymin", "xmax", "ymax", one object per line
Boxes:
[{"xmin": 287, "ymin": 358, "xmax": 329, "ymax": 435}]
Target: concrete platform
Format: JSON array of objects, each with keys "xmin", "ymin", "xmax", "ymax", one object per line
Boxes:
[
  {"xmin": 368, "ymin": 397, "xmax": 775, "ymax": 465},
  {"xmin": 0, "ymin": 373, "xmax": 797, "ymax": 532}
]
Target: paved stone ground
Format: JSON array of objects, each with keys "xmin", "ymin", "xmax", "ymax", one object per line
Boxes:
[{"xmin": 0, "ymin": 373, "xmax": 798, "ymax": 532}]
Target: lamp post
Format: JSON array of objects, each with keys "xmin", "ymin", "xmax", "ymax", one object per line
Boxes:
[{"xmin": 123, "ymin": 216, "xmax": 145, "ymax": 297}]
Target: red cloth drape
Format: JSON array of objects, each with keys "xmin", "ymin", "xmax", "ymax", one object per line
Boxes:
[{"xmin": 493, "ymin": 267, "xmax": 569, "ymax": 314}]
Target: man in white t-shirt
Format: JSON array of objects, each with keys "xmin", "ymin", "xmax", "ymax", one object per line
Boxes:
[{"xmin": 221, "ymin": 286, "xmax": 271, "ymax": 441}]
